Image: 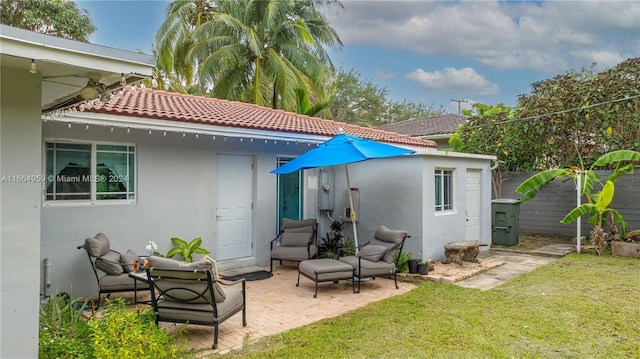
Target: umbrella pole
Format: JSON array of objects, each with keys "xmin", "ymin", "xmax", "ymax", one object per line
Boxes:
[{"xmin": 345, "ymin": 164, "xmax": 358, "ymax": 254}]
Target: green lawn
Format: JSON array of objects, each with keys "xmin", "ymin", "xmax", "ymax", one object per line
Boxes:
[{"xmin": 217, "ymin": 254, "xmax": 640, "ymax": 358}]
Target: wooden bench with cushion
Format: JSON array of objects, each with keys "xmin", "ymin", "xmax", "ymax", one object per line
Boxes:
[{"xmin": 444, "ymin": 240, "xmax": 489, "ymax": 266}]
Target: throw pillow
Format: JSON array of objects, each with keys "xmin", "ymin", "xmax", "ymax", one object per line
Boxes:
[
  {"xmin": 147, "ymin": 256, "xmax": 213, "ymax": 271},
  {"xmin": 84, "ymin": 233, "xmax": 110, "ymax": 257},
  {"xmin": 280, "ymin": 232, "xmax": 311, "ymax": 247},
  {"xmin": 282, "ymin": 218, "xmax": 316, "ymax": 230},
  {"xmin": 285, "ymin": 226, "xmax": 314, "ymax": 234},
  {"xmin": 120, "ymin": 249, "xmax": 139, "ymax": 272},
  {"xmin": 147, "ymin": 256, "xmax": 182, "ymax": 270},
  {"xmin": 357, "ymin": 244, "xmax": 387, "ymax": 262},
  {"xmin": 373, "ymin": 226, "xmax": 408, "ymax": 263},
  {"xmin": 95, "ymin": 251, "xmax": 124, "ymax": 275}
]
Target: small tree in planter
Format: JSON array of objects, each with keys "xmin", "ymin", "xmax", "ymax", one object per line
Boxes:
[
  {"xmin": 320, "ymin": 219, "xmax": 345, "ymax": 259},
  {"xmin": 515, "ymin": 150, "xmax": 640, "ymax": 255}
]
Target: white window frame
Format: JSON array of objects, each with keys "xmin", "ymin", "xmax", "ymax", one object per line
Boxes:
[
  {"xmin": 43, "ymin": 140, "xmax": 136, "ymax": 206},
  {"xmin": 435, "ymin": 168, "xmax": 454, "ymax": 213}
]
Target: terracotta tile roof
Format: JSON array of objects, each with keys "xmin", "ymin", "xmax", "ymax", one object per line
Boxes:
[
  {"xmin": 85, "ymin": 87, "xmax": 436, "ymax": 148},
  {"xmin": 376, "ymin": 114, "xmax": 469, "ymax": 137}
]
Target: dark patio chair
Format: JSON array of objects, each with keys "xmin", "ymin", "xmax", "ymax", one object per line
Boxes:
[
  {"xmin": 77, "ymin": 233, "xmax": 149, "ymax": 308},
  {"xmin": 270, "ymin": 218, "xmax": 318, "ymax": 272},
  {"xmin": 145, "ymin": 258, "xmax": 246, "ymax": 349},
  {"xmin": 339, "ymin": 225, "xmax": 409, "ymax": 292}
]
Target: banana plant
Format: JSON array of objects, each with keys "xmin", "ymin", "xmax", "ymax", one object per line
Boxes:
[
  {"xmin": 166, "ymin": 236, "xmax": 210, "ymax": 263},
  {"xmin": 515, "ymin": 149, "xmax": 640, "ymax": 254}
]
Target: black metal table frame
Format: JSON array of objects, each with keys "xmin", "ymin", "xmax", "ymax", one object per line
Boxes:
[{"xmin": 128, "ymin": 270, "xmax": 151, "ymax": 305}]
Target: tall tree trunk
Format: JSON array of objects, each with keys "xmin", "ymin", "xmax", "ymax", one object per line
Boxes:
[{"xmin": 272, "ymin": 85, "xmax": 278, "ymax": 109}]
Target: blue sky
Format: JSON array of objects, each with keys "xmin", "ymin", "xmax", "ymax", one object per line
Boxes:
[{"xmin": 76, "ymin": 0, "xmax": 640, "ymax": 114}]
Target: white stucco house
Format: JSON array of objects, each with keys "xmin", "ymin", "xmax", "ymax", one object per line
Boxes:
[
  {"xmin": 0, "ymin": 24, "xmax": 155, "ymax": 358},
  {"xmin": 1, "ymin": 25, "xmax": 495, "ymax": 358}
]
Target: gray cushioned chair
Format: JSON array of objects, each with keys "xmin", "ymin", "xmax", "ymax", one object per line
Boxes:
[
  {"xmin": 77, "ymin": 233, "xmax": 149, "ymax": 308},
  {"xmin": 145, "ymin": 256, "xmax": 247, "ymax": 349},
  {"xmin": 270, "ymin": 218, "xmax": 318, "ymax": 272},
  {"xmin": 339, "ymin": 225, "xmax": 409, "ymax": 293}
]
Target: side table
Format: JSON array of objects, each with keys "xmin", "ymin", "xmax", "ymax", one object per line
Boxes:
[{"xmin": 128, "ymin": 270, "xmax": 151, "ymax": 305}]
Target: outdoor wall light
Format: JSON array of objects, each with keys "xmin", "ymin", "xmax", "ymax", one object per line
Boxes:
[{"xmin": 30, "ymin": 59, "xmax": 37, "ymax": 74}]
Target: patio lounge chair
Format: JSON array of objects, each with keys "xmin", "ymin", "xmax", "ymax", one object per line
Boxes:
[
  {"xmin": 145, "ymin": 256, "xmax": 247, "ymax": 349},
  {"xmin": 270, "ymin": 218, "xmax": 318, "ymax": 272},
  {"xmin": 77, "ymin": 233, "xmax": 149, "ymax": 308},
  {"xmin": 339, "ymin": 225, "xmax": 409, "ymax": 293}
]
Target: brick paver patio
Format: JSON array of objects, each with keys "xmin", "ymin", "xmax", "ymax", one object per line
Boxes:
[{"xmin": 126, "ymin": 263, "xmax": 415, "ymax": 356}]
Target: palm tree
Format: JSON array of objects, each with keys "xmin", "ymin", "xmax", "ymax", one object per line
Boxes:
[
  {"xmin": 156, "ymin": 0, "xmax": 215, "ymax": 94},
  {"xmin": 294, "ymin": 87, "xmax": 332, "ymax": 117},
  {"xmin": 156, "ymin": 0, "xmax": 343, "ymax": 110}
]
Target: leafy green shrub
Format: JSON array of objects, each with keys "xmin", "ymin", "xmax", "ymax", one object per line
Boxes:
[
  {"xmin": 89, "ymin": 299, "xmax": 188, "ymax": 358},
  {"xmin": 396, "ymin": 252, "xmax": 411, "ymax": 273},
  {"xmin": 39, "ymin": 293, "xmax": 192, "ymax": 359},
  {"xmin": 342, "ymin": 237, "xmax": 356, "ymax": 257},
  {"xmin": 39, "ymin": 292, "xmax": 93, "ymax": 359}
]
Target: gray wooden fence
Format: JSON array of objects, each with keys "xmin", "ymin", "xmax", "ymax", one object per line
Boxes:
[{"xmin": 497, "ymin": 171, "xmax": 640, "ymax": 238}]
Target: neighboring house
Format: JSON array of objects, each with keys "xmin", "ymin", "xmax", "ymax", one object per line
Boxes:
[
  {"xmin": 376, "ymin": 114, "xmax": 469, "ymax": 149},
  {"xmin": 1, "ymin": 25, "xmax": 155, "ymax": 358},
  {"xmin": 1, "ymin": 25, "xmax": 495, "ymax": 358}
]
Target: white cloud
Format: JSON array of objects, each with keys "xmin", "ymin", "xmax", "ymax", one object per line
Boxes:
[
  {"xmin": 327, "ymin": 1, "xmax": 640, "ymax": 74},
  {"xmin": 374, "ymin": 69, "xmax": 396, "ymax": 80},
  {"xmin": 407, "ymin": 67, "xmax": 500, "ymax": 97}
]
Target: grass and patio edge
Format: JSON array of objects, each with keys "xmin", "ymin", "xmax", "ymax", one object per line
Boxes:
[{"xmin": 218, "ymin": 254, "xmax": 640, "ymax": 358}]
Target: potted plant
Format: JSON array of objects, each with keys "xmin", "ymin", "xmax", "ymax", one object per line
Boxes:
[
  {"xmin": 516, "ymin": 150, "xmax": 640, "ymax": 255},
  {"xmin": 408, "ymin": 258, "xmax": 420, "ymax": 274},
  {"xmin": 418, "ymin": 262, "xmax": 429, "ymax": 275},
  {"xmin": 321, "ymin": 219, "xmax": 344, "ymax": 258},
  {"xmin": 166, "ymin": 236, "xmax": 210, "ymax": 262}
]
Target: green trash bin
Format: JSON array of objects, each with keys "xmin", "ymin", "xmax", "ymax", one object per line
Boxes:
[{"xmin": 492, "ymin": 198, "xmax": 521, "ymax": 246}]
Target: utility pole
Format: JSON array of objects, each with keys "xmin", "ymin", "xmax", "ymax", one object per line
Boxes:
[{"xmin": 451, "ymin": 98, "xmax": 468, "ymax": 115}]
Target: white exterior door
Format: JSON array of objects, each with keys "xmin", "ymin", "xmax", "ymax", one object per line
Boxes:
[
  {"xmin": 216, "ymin": 154, "xmax": 253, "ymax": 260},
  {"xmin": 466, "ymin": 169, "xmax": 481, "ymax": 242}
]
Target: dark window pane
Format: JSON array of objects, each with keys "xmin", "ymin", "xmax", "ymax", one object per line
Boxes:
[
  {"xmin": 46, "ymin": 143, "xmax": 91, "ymax": 201},
  {"xmin": 45, "ymin": 142, "xmax": 135, "ymax": 203}
]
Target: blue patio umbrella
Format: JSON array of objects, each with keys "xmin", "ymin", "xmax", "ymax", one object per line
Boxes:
[{"xmin": 271, "ymin": 131, "xmax": 415, "ymax": 251}]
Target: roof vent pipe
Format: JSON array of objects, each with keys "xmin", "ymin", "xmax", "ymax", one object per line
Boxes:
[{"xmin": 43, "ymin": 257, "xmax": 52, "ymax": 299}]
